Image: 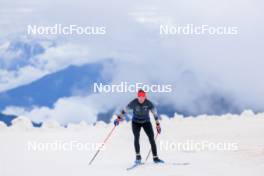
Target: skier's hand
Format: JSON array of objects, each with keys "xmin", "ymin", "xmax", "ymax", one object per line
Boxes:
[
  {"xmin": 156, "ymin": 121, "xmax": 161, "ymax": 134},
  {"xmin": 114, "ymin": 115, "xmax": 123, "ymax": 126}
]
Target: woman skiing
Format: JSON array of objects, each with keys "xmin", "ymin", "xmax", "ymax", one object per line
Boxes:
[{"xmin": 114, "ymin": 89, "xmax": 164, "ymax": 164}]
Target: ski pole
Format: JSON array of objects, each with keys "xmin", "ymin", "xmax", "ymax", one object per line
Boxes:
[
  {"xmin": 89, "ymin": 125, "xmax": 116, "ymax": 165},
  {"xmin": 145, "ymin": 133, "xmax": 159, "ymax": 162}
]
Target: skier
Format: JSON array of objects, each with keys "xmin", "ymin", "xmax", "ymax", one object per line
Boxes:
[{"xmin": 114, "ymin": 89, "xmax": 164, "ymax": 164}]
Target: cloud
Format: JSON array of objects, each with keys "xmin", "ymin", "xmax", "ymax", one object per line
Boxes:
[
  {"xmin": 2, "ymin": 90, "xmax": 131, "ymax": 125},
  {"xmin": 0, "ymin": 38, "xmax": 103, "ymax": 92},
  {"xmin": 0, "ymin": 65, "xmax": 48, "ymax": 92},
  {"xmin": 1, "ymin": 0, "xmax": 264, "ymax": 122},
  {"xmin": 3, "ymin": 96, "xmax": 100, "ymax": 125}
]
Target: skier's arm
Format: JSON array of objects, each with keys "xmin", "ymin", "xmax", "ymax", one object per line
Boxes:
[
  {"xmin": 150, "ymin": 105, "xmax": 161, "ymax": 134},
  {"xmin": 117, "ymin": 105, "xmax": 131, "ymax": 120},
  {"xmin": 150, "ymin": 106, "xmax": 159, "ymax": 123},
  {"xmin": 114, "ymin": 102, "xmax": 133, "ymax": 126}
]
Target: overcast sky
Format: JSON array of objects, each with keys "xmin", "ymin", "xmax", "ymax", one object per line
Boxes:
[{"xmin": 1, "ymin": 0, "xmax": 264, "ymax": 124}]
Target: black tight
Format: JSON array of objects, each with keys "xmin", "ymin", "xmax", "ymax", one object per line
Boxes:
[{"xmin": 132, "ymin": 121, "xmax": 157, "ymax": 157}]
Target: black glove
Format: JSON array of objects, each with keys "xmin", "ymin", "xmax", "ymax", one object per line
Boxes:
[
  {"xmin": 156, "ymin": 122, "xmax": 161, "ymax": 134},
  {"xmin": 114, "ymin": 115, "xmax": 122, "ymax": 126}
]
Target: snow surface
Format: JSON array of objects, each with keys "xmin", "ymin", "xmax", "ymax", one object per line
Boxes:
[{"xmin": 0, "ymin": 111, "xmax": 263, "ymax": 176}]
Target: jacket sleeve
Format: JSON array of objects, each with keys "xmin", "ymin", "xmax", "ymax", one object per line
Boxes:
[
  {"xmin": 118, "ymin": 100, "xmax": 134, "ymax": 119},
  {"xmin": 150, "ymin": 101, "xmax": 159, "ymax": 121}
]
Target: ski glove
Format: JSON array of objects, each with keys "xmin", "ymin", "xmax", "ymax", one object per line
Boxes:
[
  {"xmin": 114, "ymin": 116, "xmax": 122, "ymax": 126},
  {"xmin": 156, "ymin": 122, "xmax": 161, "ymax": 134}
]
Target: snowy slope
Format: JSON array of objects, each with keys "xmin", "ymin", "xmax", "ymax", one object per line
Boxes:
[{"xmin": 0, "ymin": 112, "xmax": 263, "ymax": 176}]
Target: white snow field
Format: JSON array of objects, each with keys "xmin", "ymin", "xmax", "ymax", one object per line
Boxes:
[{"xmin": 0, "ymin": 111, "xmax": 263, "ymax": 176}]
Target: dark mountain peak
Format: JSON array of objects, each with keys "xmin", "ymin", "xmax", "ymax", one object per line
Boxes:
[{"xmin": 0, "ymin": 59, "xmax": 113, "ymax": 111}]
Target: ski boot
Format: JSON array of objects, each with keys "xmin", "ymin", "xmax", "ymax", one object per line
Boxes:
[
  {"xmin": 135, "ymin": 154, "xmax": 142, "ymax": 164},
  {"xmin": 153, "ymin": 156, "xmax": 164, "ymax": 164}
]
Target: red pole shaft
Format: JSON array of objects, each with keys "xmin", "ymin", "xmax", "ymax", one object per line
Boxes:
[{"xmin": 89, "ymin": 125, "xmax": 116, "ymax": 165}]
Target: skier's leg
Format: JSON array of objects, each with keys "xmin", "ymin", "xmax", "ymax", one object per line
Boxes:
[
  {"xmin": 132, "ymin": 121, "xmax": 141, "ymax": 156},
  {"xmin": 143, "ymin": 122, "xmax": 158, "ymax": 157}
]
